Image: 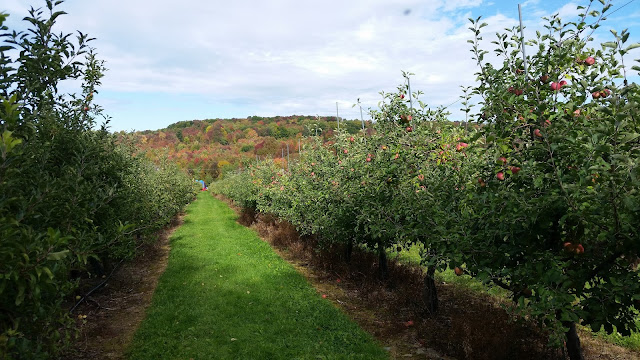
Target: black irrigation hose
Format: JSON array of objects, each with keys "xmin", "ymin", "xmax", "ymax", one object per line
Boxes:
[{"xmin": 69, "ymin": 258, "xmax": 125, "ymax": 314}]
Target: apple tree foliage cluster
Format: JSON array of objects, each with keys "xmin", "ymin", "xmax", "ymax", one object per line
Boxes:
[
  {"xmin": 0, "ymin": 2, "xmax": 198, "ymax": 358},
  {"xmin": 214, "ymin": 1, "xmax": 640, "ymax": 356}
]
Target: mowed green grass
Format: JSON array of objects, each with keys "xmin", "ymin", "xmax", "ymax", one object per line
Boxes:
[{"xmin": 127, "ymin": 192, "xmax": 388, "ymax": 360}]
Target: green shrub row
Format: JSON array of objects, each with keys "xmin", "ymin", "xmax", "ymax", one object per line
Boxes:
[{"xmin": 0, "ymin": 3, "xmax": 198, "ymax": 358}]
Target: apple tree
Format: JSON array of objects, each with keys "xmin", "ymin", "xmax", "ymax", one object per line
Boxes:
[{"xmin": 458, "ymin": 2, "xmax": 640, "ymax": 358}]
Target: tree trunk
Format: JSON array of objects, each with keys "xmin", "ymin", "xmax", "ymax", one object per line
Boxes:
[
  {"xmin": 423, "ymin": 265, "xmax": 438, "ymax": 314},
  {"xmin": 563, "ymin": 321, "xmax": 584, "ymax": 360},
  {"xmin": 378, "ymin": 243, "xmax": 388, "ymax": 279},
  {"xmin": 345, "ymin": 239, "xmax": 353, "ymax": 263}
]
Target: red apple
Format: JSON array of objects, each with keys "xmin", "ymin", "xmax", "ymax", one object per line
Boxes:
[
  {"xmin": 400, "ymin": 94, "xmax": 405, "ymax": 99},
  {"xmin": 478, "ymin": 178, "xmax": 486, "ymax": 187},
  {"xmin": 406, "ymin": 126, "xmax": 413, "ymax": 132},
  {"xmin": 510, "ymin": 166, "xmax": 521, "ymax": 175},
  {"xmin": 559, "ymin": 80, "xmax": 567, "ymax": 86},
  {"xmin": 514, "ymin": 89, "xmax": 523, "ymax": 96},
  {"xmin": 550, "ymin": 82, "xmax": 560, "ymax": 91},
  {"xmin": 496, "ymin": 172, "xmax": 505, "ymax": 181},
  {"xmin": 343, "ymin": 149, "xmax": 348, "ymax": 154},
  {"xmin": 366, "ymin": 157, "xmax": 371, "ymax": 162},
  {"xmin": 499, "ymin": 157, "xmax": 507, "ymax": 165},
  {"xmin": 534, "ymin": 129, "xmax": 542, "ymax": 137},
  {"xmin": 575, "ymin": 244, "xmax": 585, "ymax": 254},
  {"xmin": 454, "ymin": 267, "xmax": 463, "ymax": 276},
  {"xmin": 592, "ymin": 91, "xmax": 601, "ymax": 99},
  {"xmin": 322, "ymin": 294, "xmax": 327, "ymax": 299},
  {"xmin": 584, "ymin": 56, "xmax": 595, "ymax": 66},
  {"xmin": 83, "ymin": 106, "xmax": 89, "ymax": 112},
  {"xmin": 456, "ymin": 142, "xmax": 468, "ymax": 151},
  {"xmin": 540, "ymin": 75, "xmax": 550, "ymax": 83}
]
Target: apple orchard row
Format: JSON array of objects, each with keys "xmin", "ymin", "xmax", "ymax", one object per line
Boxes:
[{"xmin": 214, "ymin": 6, "xmax": 640, "ymax": 357}]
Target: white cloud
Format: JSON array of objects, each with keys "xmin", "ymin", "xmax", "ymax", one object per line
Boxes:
[{"xmin": 2, "ymin": 0, "xmax": 639, "ymax": 131}]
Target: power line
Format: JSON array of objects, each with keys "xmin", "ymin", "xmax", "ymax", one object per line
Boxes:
[
  {"xmin": 442, "ymin": 97, "xmax": 462, "ymax": 110},
  {"xmin": 605, "ymin": 0, "xmax": 637, "ymax": 17}
]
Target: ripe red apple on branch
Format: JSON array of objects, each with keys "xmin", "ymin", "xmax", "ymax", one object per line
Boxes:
[
  {"xmin": 454, "ymin": 267, "xmax": 464, "ymax": 276},
  {"xmin": 400, "ymin": 114, "xmax": 412, "ymax": 123},
  {"xmin": 496, "ymin": 172, "xmax": 505, "ymax": 181},
  {"xmin": 584, "ymin": 56, "xmax": 595, "ymax": 66}
]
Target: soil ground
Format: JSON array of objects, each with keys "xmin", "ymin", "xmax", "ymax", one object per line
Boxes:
[
  {"xmin": 66, "ymin": 216, "xmax": 182, "ymax": 360},
  {"xmin": 66, "ymin": 196, "xmax": 640, "ymax": 359}
]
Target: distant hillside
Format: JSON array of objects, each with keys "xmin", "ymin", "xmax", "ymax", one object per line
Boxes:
[{"xmin": 120, "ymin": 115, "xmax": 371, "ymax": 183}]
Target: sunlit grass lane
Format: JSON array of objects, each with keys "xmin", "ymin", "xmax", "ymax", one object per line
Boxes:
[{"xmin": 127, "ymin": 192, "xmax": 387, "ymax": 359}]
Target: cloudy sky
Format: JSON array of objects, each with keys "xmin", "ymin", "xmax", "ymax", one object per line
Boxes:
[{"xmin": 2, "ymin": 0, "xmax": 640, "ymax": 132}]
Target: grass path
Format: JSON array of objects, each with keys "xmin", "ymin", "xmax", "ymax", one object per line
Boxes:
[{"xmin": 127, "ymin": 192, "xmax": 387, "ymax": 360}]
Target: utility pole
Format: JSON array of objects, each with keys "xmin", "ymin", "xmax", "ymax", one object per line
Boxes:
[
  {"xmin": 518, "ymin": 4, "xmax": 529, "ymax": 79},
  {"xmin": 358, "ymin": 98, "xmax": 364, "ymax": 130},
  {"xmin": 336, "ymin": 102, "xmax": 340, "ymax": 131},
  {"xmin": 407, "ymin": 77, "xmax": 414, "ymax": 114}
]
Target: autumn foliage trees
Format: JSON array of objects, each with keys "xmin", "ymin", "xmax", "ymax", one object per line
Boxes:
[{"xmin": 128, "ymin": 116, "xmax": 368, "ymax": 184}]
